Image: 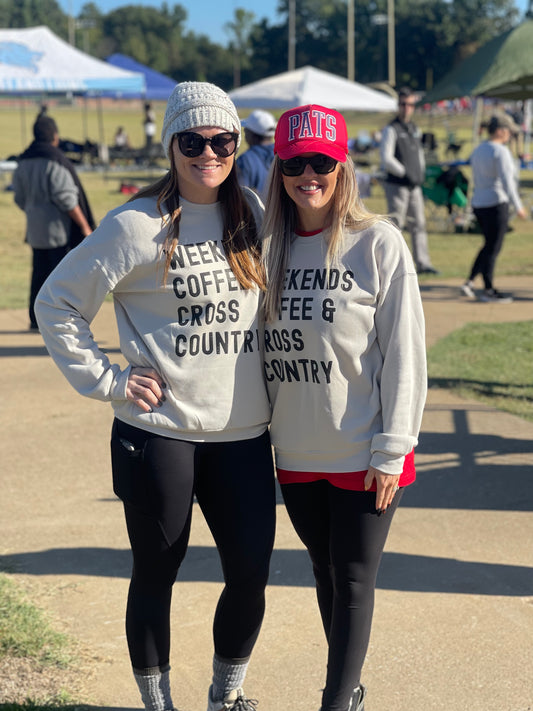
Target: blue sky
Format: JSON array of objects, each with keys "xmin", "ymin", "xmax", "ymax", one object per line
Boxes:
[
  {"xmin": 58, "ymin": 1, "xmax": 531, "ymax": 48},
  {"xmin": 59, "ymin": 1, "xmax": 281, "ymax": 45}
]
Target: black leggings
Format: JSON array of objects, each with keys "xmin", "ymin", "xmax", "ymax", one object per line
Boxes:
[
  {"xmin": 471, "ymin": 202, "xmax": 509, "ymax": 290},
  {"xmin": 30, "ymin": 246, "xmax": 68, "ymax": 328},
  {"xmin": 280, "ymin": 480, "xmax": 402, "ymax": 711},
  {"xmin": 111, "ymin": 419, "xmax": 276, "ymax": 671}
]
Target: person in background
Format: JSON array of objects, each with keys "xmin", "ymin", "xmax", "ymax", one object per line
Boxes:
[
  {"xmin": 35, "ymin": 82, "xmax": 275, "ymax": 711},
  {"xmin": 461, "ymin": 113, "xmax": 527, "ymax": 303},
  {"xmin": 143, "ymin": 101, "xmax": 156, "ymax": 154},
  {"xmin": 380, "ymin": 86, "xmax": 439, "ymax": 275},
  {"xmin": 261, "ymin": 104, "xmax": 427, "ymax": 711},
  {"xmin": 12, "ymin": 116, "xmax": 95, "ymax": 331},
  {"xmin": 236, "ymin": 109, "xmax": 277, "ymax": 199},
  {"xmin": 114, "ymin": 126, "xmax": 131, "ymax": 150}
]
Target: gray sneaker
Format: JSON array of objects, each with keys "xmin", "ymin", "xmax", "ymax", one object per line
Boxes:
[
  {"xmin": 207, "ymin": 686, "xmax": 257, "ymax": 711},
  {"xmin": 347, "ymin": 684, "xmax": 366, "ymax": 711},
  {"xmin": 478, "ymin": 288, "xmax": 513, "ymax": 303},
  {"xmin": 460, "ymin": 281, "xmax": 476, "ymax": 298}
]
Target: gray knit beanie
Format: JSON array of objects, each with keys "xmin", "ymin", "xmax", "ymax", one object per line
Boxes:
[{"xmin": 161, "ymin": 81, "xmax": 241, "ymax": 158}]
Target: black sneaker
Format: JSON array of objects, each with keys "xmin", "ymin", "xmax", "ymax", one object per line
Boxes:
[
  {"xmin": 478, "ymin": 288, "xmax": 513, "ymax": 303},
  {"xmin": 417, "ymin": 266, "xmax": 440, "ymax": 275}
]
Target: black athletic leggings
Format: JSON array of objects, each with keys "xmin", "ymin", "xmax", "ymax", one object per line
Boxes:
[
  {"xmin": 280, "ymin": 480, "xmax": 403, "ymax": 711},
  {"xmin": 471, "ymin": 202, "xmax": 509, "ymax": 290},
  {"xmin": 111, "ymin": 419, "xmax": 276, "ymax": 671}
]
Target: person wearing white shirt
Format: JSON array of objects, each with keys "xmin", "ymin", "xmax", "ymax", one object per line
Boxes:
[{"xmin": 461, "ymin": 113, "xmax": 527, "ymax": 303}]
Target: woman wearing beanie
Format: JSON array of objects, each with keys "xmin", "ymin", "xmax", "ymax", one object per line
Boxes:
[
  {"xmin": 261, "ymin": 105, "xmax": 427, "ymax": 711},
  {"xmin": 35, "ymin": 82, "xmax": 275, "ymax": 711}
]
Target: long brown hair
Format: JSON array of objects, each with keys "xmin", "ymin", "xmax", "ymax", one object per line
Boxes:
[{"xmin": 129, "ymin": 147, "xmax": 265, "ymax": 291}]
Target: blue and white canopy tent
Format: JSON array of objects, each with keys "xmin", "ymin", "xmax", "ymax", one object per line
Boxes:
[
  {"xmin": 0, "ymin": 25, "xmax": 144, "ymax": 94},
  {"xmin": 0, "ymin": 25, "xmax": 145, "ymax": 152}
]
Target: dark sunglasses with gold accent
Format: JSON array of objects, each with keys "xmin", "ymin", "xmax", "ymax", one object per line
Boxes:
[
  {"xmin": 176, "ymin": 131, "xmax": 239, "ymax": 158},
  {"xmin": 279, "ymin": 154, "xmax": 338, "ymax": 177}
]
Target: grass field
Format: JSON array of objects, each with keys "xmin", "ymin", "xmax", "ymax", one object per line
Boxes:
[{"xmin": 0, "ymin": 96, "xmax": 484, "ymax": 160}]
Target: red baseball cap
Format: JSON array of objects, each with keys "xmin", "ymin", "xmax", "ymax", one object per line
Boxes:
[{"xmin": 274, "ymin": 104, "xmax": 348, "ymax": 162}]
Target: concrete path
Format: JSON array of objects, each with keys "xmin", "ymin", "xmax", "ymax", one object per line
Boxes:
[{"xmin": 1, "ymin": 276, "xmax": 532, "ymax": 710}]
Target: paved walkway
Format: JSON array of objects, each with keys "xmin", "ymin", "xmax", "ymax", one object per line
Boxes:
[{"xmin": 0, "ymin": 276, "xmax": 532, "ymax": 710}]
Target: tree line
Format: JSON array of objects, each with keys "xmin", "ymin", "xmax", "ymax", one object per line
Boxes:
[{"xmin": 0, "ymin": 0, "xmax": 521, "ymax": 92}]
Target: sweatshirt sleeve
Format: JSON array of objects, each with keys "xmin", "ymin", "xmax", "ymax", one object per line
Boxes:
[
  {"xmin": 498, "ymin": 147, "xmax": 523, "ymax": 212},
  {"xmin": 369, "ymin": 238, "xmax": 427, "ymax": 474},
  {"xmin": 34, "ymin": 231, "xmax": 131, "ymax": 403},
  {"xmin": 48, "ymin": 162, "xmax": 79, "ymax": 213}
]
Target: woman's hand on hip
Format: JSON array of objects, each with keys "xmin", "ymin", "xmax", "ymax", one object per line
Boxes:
[
  {"xmin": 364, "ymin": 466, "xmax": 400, "ymax": 513},
  {"xmin": 126, "ymin": 367, "xmax": 166, "ymax": 413}
]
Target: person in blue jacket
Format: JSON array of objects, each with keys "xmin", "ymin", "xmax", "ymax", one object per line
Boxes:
[{"xmin": 236, "ymin": 109, "xmax": 277, "ymax": 199}]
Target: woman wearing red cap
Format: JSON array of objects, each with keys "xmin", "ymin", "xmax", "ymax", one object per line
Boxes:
[{"xmin": 261, "ymin": 105, "xmax": 427, "ymax": 711}]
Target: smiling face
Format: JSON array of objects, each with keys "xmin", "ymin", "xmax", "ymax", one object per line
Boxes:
[
  {"xmin": 281, "ymin": 153, "xmax": 340, "ymax": 232},
  {"xmin": 171, "ymin": 126, "xmax": 235, "ymax": 203}
]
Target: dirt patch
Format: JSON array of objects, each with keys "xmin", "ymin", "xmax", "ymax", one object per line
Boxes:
[{"xmin": 0, "ymin": 642, "xmax": 99, "ymax": 705}]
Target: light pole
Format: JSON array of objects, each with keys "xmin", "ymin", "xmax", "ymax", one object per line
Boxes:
[
  {"xmin": 67, "ymin": 0, "xmax": 75, "ymax": 45},
  {"xmin": 387, "ymin": 0, "xmax": 395, "ymax": 87},
  {"xmin": 288, "ymin": 0, "xmax": 296, "ymax": 71},
  {"xmin": 347, "ymin": 0, "xmax": 354, "ymax": 81}
]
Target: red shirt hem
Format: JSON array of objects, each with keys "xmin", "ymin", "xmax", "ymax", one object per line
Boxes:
[{"xmin": 277, "ymin": 450, "xmax": 416, "ymax": 491}]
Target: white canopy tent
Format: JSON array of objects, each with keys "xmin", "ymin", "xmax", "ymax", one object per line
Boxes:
[
  {"xmin": 0, "ymin": 25, "xmax": 144, "ymax": 94},
  {"xmin": 229, "ymin": 66, "xmax": 397, "ymax": 112}
]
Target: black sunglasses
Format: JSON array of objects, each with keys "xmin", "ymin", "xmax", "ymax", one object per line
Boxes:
[
  {"xmin": 176, "ymin": 131, "xmax": 239, "ymax": 158},
  {"xmin": 279, "ymin": 154, "xmax": 338, "ymax": 177}
]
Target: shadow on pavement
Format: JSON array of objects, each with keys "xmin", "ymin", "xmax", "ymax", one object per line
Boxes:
[{"xmin": 1, "ymin": 544, "xmax": 531, "ymax": 597}]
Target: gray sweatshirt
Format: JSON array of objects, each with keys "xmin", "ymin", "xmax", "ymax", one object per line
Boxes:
[
  {"xmin": 265, "ymin": 221, "xmax": 427, "ymax": 475},
  {"xmin": 13, "ymin": 158, "xmax": 79, "ymax": 248},
  {"xmin": 35, "ymin": 194, "xmax": 270, "ymax": 442},
  {"xmin": 469, "ymin": 140, "xmax": 523, "ymax": 211}
]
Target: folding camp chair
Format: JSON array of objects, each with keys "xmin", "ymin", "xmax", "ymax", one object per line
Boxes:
[{"xmin": 422, "ymin": 165, "xmax": 470, "ymax": 232}]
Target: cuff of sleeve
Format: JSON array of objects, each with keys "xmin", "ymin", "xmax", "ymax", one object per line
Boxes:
[
  {"xmin": 109, "ymin": 364, "xmax": 132, "ymax": 401},
  {"xmin": 369, "ymin": 451, "xmax": 405, "ymax": 475},
  {"xmin": 370, "ymin": 433, "xmax": 417, "ymax": 474}
]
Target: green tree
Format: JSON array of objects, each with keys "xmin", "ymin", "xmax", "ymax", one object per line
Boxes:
[
  {"xmin": 177, "ymin": 31, "xmax": 234, "ymax": 88},
  {"xmin": 0, "ymin": 0, "xmax": 68, "ymax": 38},
  {"xmin": 393, "ymin": 0, "xmax": 519, "ymax": 89},
  {"xmin": 224, "ymin": 7, "xmax": 256, "ymax": 87},
  {"xmin": 101, "ymin": 4, "xmax": 187, "ymax": 68}
]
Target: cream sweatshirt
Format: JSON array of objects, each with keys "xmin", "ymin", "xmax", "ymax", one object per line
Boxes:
[
  {"xmin": 265, "ymin": 220, "xmax": 427, "ymax": 475},
  {"xmin": 35, "ymin": 193, "xmax": 270, "ymax": 442}
]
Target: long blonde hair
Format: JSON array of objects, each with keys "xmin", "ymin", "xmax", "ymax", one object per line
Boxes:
[
  {"xmin": 129, "ymin": 142, "xmax": 265, "ymax": 291},
  {"xmin": 261, "ymin": 157, "xmax": 384, "ymax": 322}
]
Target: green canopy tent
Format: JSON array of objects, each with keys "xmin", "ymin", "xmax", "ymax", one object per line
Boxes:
[
  {"xmin": 423, "ymin": 17, "xmax": 533, "ymax": 104},
  {"xmin": 422, "ymin": 12, "xmax": 533, "ymax": 158}
]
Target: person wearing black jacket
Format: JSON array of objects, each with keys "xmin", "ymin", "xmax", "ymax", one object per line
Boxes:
[
  {"xmin": 12, "ymin": 116, "xmax": 95, "ymax": 330},
  {"xmin": 380, "ymin": 87, "xmax": 438, "ymax": 275}
]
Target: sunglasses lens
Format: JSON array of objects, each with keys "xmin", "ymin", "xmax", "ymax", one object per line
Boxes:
[
  {"xmin": 178, "ymin": 133, "xmax": 204, "ymax": 157},
  {"xmin": 280, "ymin": 155, "xmax": 338, "ymax": 176},
  {"xmin": 310, "ymin": 155, "xmax": 338, "ymax": 174},
  {"xmin": 210, "ymin": 133, "xmax": 237, "ymax": 157},
  {"xmin": 280, "ymin": 157, "xmax": 305, "ymax": 176}
]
